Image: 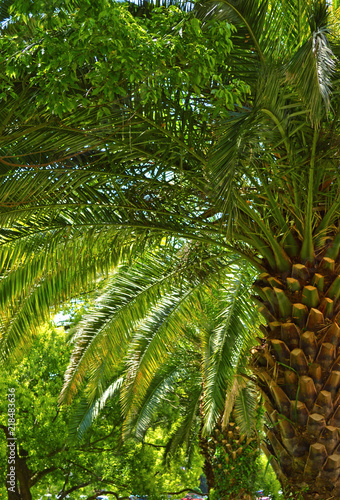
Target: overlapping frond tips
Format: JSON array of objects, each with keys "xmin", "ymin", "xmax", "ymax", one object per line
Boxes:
[
  {"xmin": 0, "ymin": 223, "xmax": 152, "ymax": 362},
  {"xmin": 287, "ymin": 1, "xmax": 336, "ymax": 122},
  {"xmin": 60, "ymin": 244, "xmax": 237, "ymax": 407},
  {"xmin": 69, "ymin": 376, "xmax": 124, "ymax": 441},
  {"xmin": 202, "ymin": 276, "xmax": 260, "ymax": 435},
  {"xmin": 163, "ymin": 385, "xmax": 202, "ymax": 464},
  {"xmin": 233, "ymin": 380, "xmax": 259, "ymax": 436},
  {"xmin": 123, "ymin": 364, "xmax": 184, "ymax": 441},
  {"xmin": 120, "ymin": 288, "xmax": 201, "ymax": 418},
  {"xmin": 196, "ymin": 0, "xmax": 268, "ymax": 63},
  {"xmin": 0, "ymin": 0, "xmax": 12, "ymax": 22},
  {"xmin": 221, "ymin": 374, "xmax": 246, "ymax": 430},
  {"xmin": 119, "ymin": 262, "xmax": 260, "ymax": 449},
  {"xmin": 60, "ymin": 253, "xmax": 176, "ymax": 405}
]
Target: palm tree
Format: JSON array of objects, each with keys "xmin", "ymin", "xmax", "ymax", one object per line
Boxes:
[
  {"xmin": 1, "ymin": 1, "xmax": 340, "ymax": 497},
  {"xmin": 65, "ymin": 246, "xmax": 261, "ymax": 499},
  {"xmin": 189, "ymin": 3, "xmax": 340, "ymax": 498}
]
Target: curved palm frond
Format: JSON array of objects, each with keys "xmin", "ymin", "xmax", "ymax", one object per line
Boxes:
[
  {"xmin": 69, "ymin": 376, "xmax": 124, "ymax": 441},
  {"xmin": 0, "ymin": 224, "xmax": 157, "ymax": 360},
  {"xmin": 201, "ymin": 273, "xmax": 261, "ymax": 434},
  {"xmin": 120, "ymin": 266, "xmax": 261, "ymax": 449},
  {"xmin": 0, "ymin": 0, "xmax": 13, "ymax": 22},
  {"xmin": 1, "ymin": 2, "xmax": 339, "ymax": 497},
  {"xmin": 232, "ymin": 379, "xmax": 259, "ymax": 436},
  {"xmin": 125, "ymin": 363, "xmax": 189, "ymax": 442},
  {"xmin": 0, "ymin": 0, "xmax": 339, "ymax": 291},
  {"xmin": 163, "ymin": 384, "xmax": 202, "ymax": 466},
  {"xmin": 193, "ymin": 0, "xmax": 340, "ymax": 268},
  {"xmin": 67, "ymin": 248, "xmax": 260, "ymax": 442},
  {"xmin": 286, "ymin": 1, "xmax": 336, "ymax": 120},
  {"xmin": 60, "ymin": 244, "xmax": 237, "ymax": 405}
]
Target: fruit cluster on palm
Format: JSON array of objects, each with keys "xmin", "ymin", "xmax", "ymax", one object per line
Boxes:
[{"xmin": 2, "ymin": 0, "xmax": 340, "ymax": 498}]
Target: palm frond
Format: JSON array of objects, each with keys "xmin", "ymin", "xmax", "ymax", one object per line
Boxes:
[
  {"xmin": 202, "ymin": 276, "xmax": 260, "ymax": 434},
  {"xmin": 124, "ymin": 364, "xmax": 185, "ymax": 441},
  {"xmin": 196, "ymin": 0, "xmax": 269, "ymax": 67},
  {"xmin": 221, "ymin": 374, "xmax": 246, "ymax": 430},
  {"xmin": 69, "ymin": 376, "xmax": 124, "ymax": 441},
  {"xmin": 60, "ymin": 244, "xmax": 236, "ymax": 405},
  {"xmin": 60, "ymin": 253, "xmax": 176, "ymax": 405},
  {"xmin": 0, "ymin": 226, "xmax": 153, "ymax": 360},
  {"xmin": 233, "ymin": 379, "xmax": 259, "ymax": 436},
  {"xmin": 121, "ymin": 289, "xmax": 201, "ymax": 418},
  {"xmin": 164, "ymin": 385, "xmax": 202, "ymax": 464},
  {"xmin": 0, "ymin": 0, "xmax": 13, "ymax": 22},
  {"xmin": 287, "ymin": 1, "xmax": 336, "ymax": 122}
]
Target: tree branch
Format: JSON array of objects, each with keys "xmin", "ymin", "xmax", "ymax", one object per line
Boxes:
[
  {"xmin": 57, "ymin": 482, "xmax": 92, "ymax": 500},
  {"xmin": 85, "ymin": 491, "xmax": 130, "ymax": 500},
  {"xmin": 164, "ymin": 489, "xmax": 202, "ymax": 496},
  {"xmin": 30, "ymin": 467, "xmax": 58, "ymax": 487},
  {"xmin": 142, "ymin": 441, "xmax": 166, "ymax": 449},
  {"xmin": 80, "ymin": 429, "xmax": 115, "ymax": 449},
  {"xmin": 65, "ymin": 460, "xmax": 103, "ymax": 482},
  {"xmin": 64, "ymin": 460, "xmax": 127, "ymax": 489}
]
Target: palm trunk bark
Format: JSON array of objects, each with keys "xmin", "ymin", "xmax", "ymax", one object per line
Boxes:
[
  {"xmin": 200, "ymin": 417, "xmax": 259, "ymax": 500},
  {"xmin": 252, "ymin": 255, "xmax": 340, "ymax": 499},
  {"xmin": 198, "ymin": 432, "xmax": 215, "ymax": 494}
]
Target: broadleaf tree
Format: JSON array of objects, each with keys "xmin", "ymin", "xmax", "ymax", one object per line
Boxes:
[{"xmin": 0, "ymin": 322, "xmax": 204, "ymax": 500}]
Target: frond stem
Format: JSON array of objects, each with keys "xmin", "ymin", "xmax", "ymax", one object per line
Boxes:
[
  {"xmin": 300, "ymin": 127, "xmax": 318, "ymax": 263},
  {"xmin": 218, "ymin": 0, "xmax": 265, "ymax": 65}
]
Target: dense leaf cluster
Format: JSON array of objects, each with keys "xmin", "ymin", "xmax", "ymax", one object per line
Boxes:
[{"xmin": 1, "ymin": 0, "xmax": 247, "ymax": 117}]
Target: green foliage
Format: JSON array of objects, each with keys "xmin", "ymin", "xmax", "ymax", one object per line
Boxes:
[
  {"xmin": 0, "ymin": 0, "xmax": 246, "ymax": 117},
  {"xmin": 0, "ymin": 322, "xmax": 203, "ymax": 498},
  {"xmin": 1, "ymin": 2, "xmax": 340, "ymax": 498},
  {"xmin": 4, "ymin": 0, "xmax": 339, "ymax": 368},
  {"xmin": 211, "ymin": 442, "xmax": 260, "ymax": 500},
  {"xmin": 254, "ymin": 454, "xmax": 284, "ymax": 500},
  {"xmin": 210, "ymin": 451, "xmax": 286, "ymax": 500}
]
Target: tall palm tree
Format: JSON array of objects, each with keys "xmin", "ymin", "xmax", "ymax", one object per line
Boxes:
[
  {"xmin": 1, "ymin": 1, "xmax": 340, "ymax": 497},
  {"xmin": 189, "ymin": 2, "xmax": 340, "ymax": 498}
]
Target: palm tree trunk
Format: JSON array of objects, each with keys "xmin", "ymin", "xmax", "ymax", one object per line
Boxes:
[
  {"xmin": 200, "ymin": 418, "xmax": 259, "ymax": 500},
  {"xmin": 252, "ymin": 256, "xmax": 340, "ymax": 499},
  {"xmin": 198, "ymin": 432, "xmax": 215, "ymax": 494}
]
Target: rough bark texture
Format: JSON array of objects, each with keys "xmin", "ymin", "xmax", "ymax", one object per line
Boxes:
[
  {"xmin": 6, "ymin": 453, "xmax": 20, "ymax": 500},
  {"xmin": 252, "ymin": 252, "xmax": 340, "ymax": 499},
  {"xmin": 1, "ymin": 426, "xmax": 34, "ymax": 500},
  {"xmin": 1, "ymin": 425, "xmax": 20, "ymax": 500},
  {"xmin": 16, "ymin": 448, "xmax": 33, "ymax": 500},
  {"xmin": 199, "ymin": 417, "xmax": 259, "ymax": 500},
  {"xmin": 198, "ymin": 431, "xmax": 215, "ymax": 493}
]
